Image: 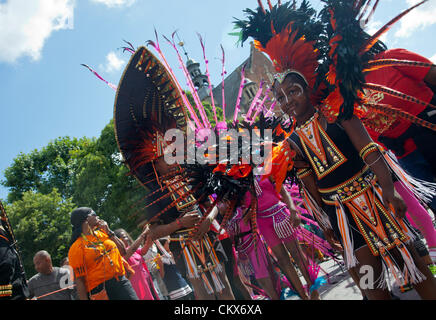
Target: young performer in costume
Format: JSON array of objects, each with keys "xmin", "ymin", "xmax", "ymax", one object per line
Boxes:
[
  {"xmin": 225, "ymin": 204, "xmax": 282, "ymax": 300},
  {"xmin": 240, "ymin": 176, "xmax": 324, "ymax": 300},
  {"xmin": 84, "ymin": 38, "xmax": 279, "ymax": 300},
  {"xmin": 235, "ymin": 0, "xmax": 436, "ymax": 300}
]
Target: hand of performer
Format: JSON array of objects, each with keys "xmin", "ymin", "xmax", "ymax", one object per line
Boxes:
[
  {"xmin": 192, "ymin": 218, "xmax": 212, "ymax": 240},
  {"xmin": 140, "ymin": 226, "xmax": 150, "ymax": 244},
  {"xmin": 382, "ymin": 189, "xmax": 407, "ymax": 220},
  {"xmin": 141, "ymin": 231, "xmax": 153, "ymax": 253},
  {"xmin": 179, "ymin": 212, "xmax": 201, "ymax": 228},
  {"xmin": 97, "ymin": 219, "xmax": 111, "ymax": 234},
  {"xmin": 142, "ymin": 224, "xmax": 158, "ymax": 241},
  {"xmin": 289, "ymin": 210, "xmax": 301, "ymax": 228},
  {"xmin": 324, "ymin": 228, "xmax": 343, "ymax": 252}
]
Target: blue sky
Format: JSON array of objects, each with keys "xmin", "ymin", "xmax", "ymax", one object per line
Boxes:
[{"xmin": 1, "ymin": 0, "xmax": 436, "ymax": 201}]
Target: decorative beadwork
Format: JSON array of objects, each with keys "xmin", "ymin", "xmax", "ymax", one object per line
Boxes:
[{"xmin": 296, "ymin": 113, "xmax": 347, "ymax": 179}]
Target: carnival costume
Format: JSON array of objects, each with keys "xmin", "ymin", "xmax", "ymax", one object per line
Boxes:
[
  {"xmin": 243, "ymin": 177, "xmax": 329, "ymax": 293},
  {"xmin": 83, "ymin": 36, "xmax": 286, "ymax": 296},
  {"xmin": 0, "ymin": 201, "xmax": 29, "ymax": 300},
  {"xmin": 234, "ymin": 0, "xmax": 436, "ymax": 289},
  {"xmin": 226, "ymin": 207, "xmax": 272, "ymax": 282}
]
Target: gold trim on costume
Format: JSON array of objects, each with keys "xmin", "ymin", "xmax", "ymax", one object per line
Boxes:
[{"xmin": 296, "ymin": 114, "xmax": 347, "ymax": 179}]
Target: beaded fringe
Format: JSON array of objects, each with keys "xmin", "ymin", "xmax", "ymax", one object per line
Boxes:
[{"xmin": 272, "ymin": 207, "xmax": 297, "ymax": 239}]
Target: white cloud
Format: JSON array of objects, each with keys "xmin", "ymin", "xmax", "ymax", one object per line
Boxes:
[
  {"xmin": 0, "ymin": 0, "xmax": 75, "ymax": 64},
  {"xmin": 395, "ymin": 0, "xmax": 436, "ymax": 38},
  {"xmin": 431, "ymin": 54, "xmax": 436, "ymax": 64},
  {"xmin": 365, "ymin": 20, "xmax": 388, "ymax": 43},
  {"xmin": 100, "ymin": 51, "xmax": 125, "ymax": 73},
  {"xmin": 90, "ymin": 0, "xmax": 136, "ymax": 8}
]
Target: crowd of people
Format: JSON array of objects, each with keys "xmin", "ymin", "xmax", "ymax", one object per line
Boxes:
[
  {"xmin": 2, "ymin": 173, "xmax": 435, "ymax": 301},
  {"xmin": 2, "ymin": 0, "xmax": 436, "ymax": 301}
]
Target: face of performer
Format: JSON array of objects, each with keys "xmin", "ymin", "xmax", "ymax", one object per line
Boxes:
[
  {"xmin": 33, "ymin": 252, "xmax": 53, "ymax": 275},
  {"xmin": 273, "ymin": 73, "xmax": 315, "ymax": 125},
  {"xmin": 86, "ymin": 211, "xmax": 99, "ymax": 228}
]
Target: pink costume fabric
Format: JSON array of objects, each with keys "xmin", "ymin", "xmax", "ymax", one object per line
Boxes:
[
  {"xmin": 227, "ymin": 208, "xmax": 271, "ymax": 279},
  {"xmin": 394, "ymin": 181, "xmax": 436, "ymax": 250},
  {"xmin": 243, "ymin": 178, "xmax": 297, "ymax": 248},
  {"xmin": 126, "ymin": 248, "xmax": 159, "ymax": 300},
  {"xmin": 244, "ymin": 178, "xmax": 333, "ymax": 284}
]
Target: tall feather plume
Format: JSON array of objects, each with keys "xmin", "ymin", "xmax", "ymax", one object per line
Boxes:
[{"xmin": 360, "ymin": 0, "xmax": 428, "ymax": 55}]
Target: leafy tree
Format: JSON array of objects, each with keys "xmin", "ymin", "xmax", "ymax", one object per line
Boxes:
[
  {"xmin": 71, "ymin": 120, "xmax": 148, "ymax": 235},
  {"xmin": 2, "ymin": 137, "xmax": 94, "ymax": 203},
  {"xmin": 5, "ymin": 189, "xmax": 75, "ymax": 277}
]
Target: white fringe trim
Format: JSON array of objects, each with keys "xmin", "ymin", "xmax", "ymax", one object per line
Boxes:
[
  {"xmin": 398, "ymin": 243, "xmax": 427, "ymax": 285},
  {"xmin": 181, "ymin": 239, "xmax": 199, "ymax": 279},
  {"xmin": 335, "ymin": 196, "xmax": 359, "ymax": 269},
  {"xmin": 384, "ymin": 150, "xmax": 436, "ymax": 204},
  {"xmin": 210, "ymin": 268, "xmax": 225, "ymax": 293},
  {"xmin": 272, "ymin": 208, "xmax": 297, "ymax": 239},
  {"xmin": 302, "ymin": 187, "xmax": 333, "ymax": 230}
]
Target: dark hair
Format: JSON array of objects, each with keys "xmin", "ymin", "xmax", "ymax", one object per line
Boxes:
[
  {"xmin": 60, "ymin": 257, "xmax": 69, "ymax": 266},
  {"xmin": 114, "ymin": 228, "xmax": 134, "ymax": 245},
  {"xmin": 70, "ymin": 207, "xmax": 94, "ymax": 245}
]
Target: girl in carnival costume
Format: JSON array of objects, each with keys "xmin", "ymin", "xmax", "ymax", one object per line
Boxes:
[{"xmin": 235, "ymin": 0, "xmax": 436, "ymax": 299}]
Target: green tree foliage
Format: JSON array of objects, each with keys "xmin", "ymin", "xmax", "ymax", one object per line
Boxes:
[
  {"xmin": 2, "ymin": 136, "xmax": 94, "ymax": 203},
  {"xmin": 71, "ymin": 120, "xmax": 148, "ymax": 234},
  {"xmin": 2, "ymin": 120, "xmax": 151, "ymax": 267},
  {"xmin": 5, "ymin": 189, "xmax": 75, "ymax": 277}
]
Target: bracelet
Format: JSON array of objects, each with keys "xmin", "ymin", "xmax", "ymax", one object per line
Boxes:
[
  {"xmin": 359, "ymin": 142, "xmax": 379, "ymax": 159},
  {"xmin": 361, "ymin": 146, "xmax": 379, "ymax": 162},
  {"xmin": 364, "ymin": 154, "xmax": 383, "ymax": 167},
  {"xmin": 296, "ymin": 167, "xmax": 313, "ymax": 179}
]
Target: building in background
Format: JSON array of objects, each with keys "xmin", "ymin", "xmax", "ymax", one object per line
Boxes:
[{"xmin": 180, "ymin": 40, "xmax": 279, "ymax": 120}]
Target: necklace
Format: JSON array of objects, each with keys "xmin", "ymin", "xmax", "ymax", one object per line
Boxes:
[
  {"xmin": 81, "ymin": 232, "xmax": 114, "ymax": 266},
  {"xmin": 297, "ymin": 113, "xmax": 328, "ymax": 169}
]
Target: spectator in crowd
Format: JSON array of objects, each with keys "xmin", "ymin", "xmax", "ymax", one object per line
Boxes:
[
  {"xmin": 28, "ymin": 251, "xmax": 74, "ymax": 300},
  {"xmin": 155, "ymin": 237, "xmax": 194, "ymax": 300},
  {"xmin": 68, "ymin": 207, "xmax": 138, "ymax": 300},
  {"xmin": 114, "ymin": 228, "xmax": 160, "ymax": 300},
  {"xmin": 144, "ymin": 242, "xmax": 168, "ymax": 300},
  {"xmin": 60, "ymin": 257, "xmax": 69, "ymax": 268}
]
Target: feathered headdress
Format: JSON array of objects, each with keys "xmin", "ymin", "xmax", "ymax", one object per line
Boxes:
[
  {"xmin": 84, "ymin": 36, "xmax": 290, "ymax": 235},
  {"xmin": 234, "ymin": 0, "xmax": 325, "ymax": 103},
  {"xmin": 234, "ymin": 0, "xmax": 436, "ymax": 133}
]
